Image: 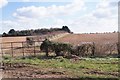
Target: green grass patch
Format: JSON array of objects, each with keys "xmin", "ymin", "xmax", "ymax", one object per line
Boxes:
[{"xmin": 2, "ymin": 55, "xmax": 119, "ymax": 78}]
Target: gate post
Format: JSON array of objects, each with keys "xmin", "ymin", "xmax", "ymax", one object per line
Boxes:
[
  {"xmin": 22, "ymin": 42, "xmax": 24, "ymax": 57},
  {"xmin": 11, "ymin": 42, "xmax": 14, "ymax": 57}
]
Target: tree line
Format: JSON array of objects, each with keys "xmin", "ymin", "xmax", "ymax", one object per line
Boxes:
[{"xmin": 2, "ymin": 26, "xmax": 71, "ymax": 37}]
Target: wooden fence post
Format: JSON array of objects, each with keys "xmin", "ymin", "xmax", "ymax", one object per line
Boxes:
[
  {"xmin": 11, "ymin": 42, "xmax": 13, "ymax": 57},
  {"xmin": 1, "ymin": 48, "xmax": 3, "ymax": 57},
  {"xmin": 34, "ymin": 41, "xmax": 36, "ymax": 56},
  {"xmin": 92, "ymin": 42, "xmax": 95, "ymax": 57},
  {"xmin": 117, "ymin": 43, "xmax": 120, "ymax": 58},
  {"xmin": 22, "ymin": 42, "xmax": 24, "ymax": 57}
]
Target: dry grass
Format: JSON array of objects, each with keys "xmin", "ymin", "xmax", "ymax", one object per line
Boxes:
[
  {"xmin": 0, "ymin": 36, "xmax": 27, "ymax": 43},
  {"xmin": 53, "ymin": 33, "xmax": 118, "ymax": 45}
]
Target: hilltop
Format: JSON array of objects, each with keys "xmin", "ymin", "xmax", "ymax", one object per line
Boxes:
[{"xmin": 2, "ymin": 26, "xmax": 71, "ymax": 37}]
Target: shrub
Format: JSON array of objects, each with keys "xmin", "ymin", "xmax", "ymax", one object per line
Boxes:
[
  {"xmin": 26, "ymin": 37, "xmax": 34, "ymax": 46},
  {"xmin": 72, "ymin": 44, "xmax": 95, "ymax": 57},
  {"xmin": 40, "ymin": 39, "xmax": 73, "ymax": 57}
]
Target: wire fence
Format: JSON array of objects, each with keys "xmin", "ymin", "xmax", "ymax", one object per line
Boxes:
[{"xmin": 0, "ymin": 41, "xmax": 43, "ymax": 58}]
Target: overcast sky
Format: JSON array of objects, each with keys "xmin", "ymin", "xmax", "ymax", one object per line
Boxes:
[{"xmin": 0, "ymin": 0, "xmax": 119, "ymax": 33}]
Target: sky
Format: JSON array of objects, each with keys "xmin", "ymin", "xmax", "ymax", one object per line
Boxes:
[{"xmin": 0, "ymin": 0, "xmax": 119, "ymax": 34}]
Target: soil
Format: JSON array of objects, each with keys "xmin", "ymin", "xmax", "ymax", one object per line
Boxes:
[{"xmin": 2, "ymin": 63, "xmax": 67, "ymax": 78}]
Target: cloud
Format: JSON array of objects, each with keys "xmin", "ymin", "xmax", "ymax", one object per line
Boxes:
[
  {"xmin": 9, "ymin": 0, "xmax": 85, "ymax": 33},
  {"xmin": 1, "ymin": 19, "xmax": 42, "ymax": 33},
  {"xmin": 0, "ymin": 0, "xmax": 8, "ymax": 8},
  {"xmin": 1, "ymin": 20, "xmax": 21, "ymax": 33},
  {"xmin": 93, "ymin": 0, "xmax": 117, "ymax": 18},
  {"xmin": 69, "ymin": 14, "xmax": 117, "ymax": 33},
  {"xmin": 93, "ymin": 8, "xmax": 111, "ymax": 18},
  {"xmin": 22, "ymin": 0, "xmax": 30, "ymax": 2},
  {"xmin": 68, "ymin": 0, "xmax": 118, "ymax": 33},
  {"xmin": 13, "ymin": 0, "xmax": 84, "ymax": 19},
  {"xmin": 1, "ymin": 0, "xmax": 118, "ymax": 33}
]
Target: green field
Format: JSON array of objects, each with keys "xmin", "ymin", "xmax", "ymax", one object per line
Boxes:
[{"xmin": 3, "ymin": 54, "xmax": 119, "ymax": 79}]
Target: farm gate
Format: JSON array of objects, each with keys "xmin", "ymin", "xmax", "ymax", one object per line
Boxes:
[{"xmin": 0, "ymin": 41, "xmax": 42, "ymax": 58}]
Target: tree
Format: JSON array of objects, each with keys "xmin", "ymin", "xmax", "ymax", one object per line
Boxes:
[
  {"xmin": 40, "ymin": 39, "xmax": 73, "ymax": 57},
  {"xmin": 62, "ymin": 26, "xmax": 71, "ymax": 33},
  {"xmin": 2, "ymin": 32, "xmax": 7, "ymax": 37},
  {"xmin": 53, "ymin": 42, "xmax": 72, "ymax": 56},
  {"xmin": 40, "ymin": 39, "xmax": 51, "ymax": 57},
  {"xmin": 8, "ymin": 29, "xmax": 16, "ymax": 36}
]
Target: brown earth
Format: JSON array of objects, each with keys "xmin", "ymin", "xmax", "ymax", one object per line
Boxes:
[
  {"xmin": 2, "ymin": 63, "xmax": 118, "ymax": 78},
  {"xmin": 2, "ymin": 63, "xmax": 67, "ymax": 78}
]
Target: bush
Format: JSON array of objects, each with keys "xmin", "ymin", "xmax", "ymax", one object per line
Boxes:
[
  {"xmin": 40, "ymin": 39, "xmax": 73, "ymax": 57},
  {"xmin": 71, "ymin": 43, "xmax": 95, "ymax": 57},
  {"xmin": 26, "ymin": 37, "xmax": 34, "ymax": 46}
]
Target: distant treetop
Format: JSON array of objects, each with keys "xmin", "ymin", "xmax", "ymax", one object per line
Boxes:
[
  {"xmin": 2, "ymin": 26, "xmax": 72, "ymax": 37},
  {"xmin": 62, "ymin": 26, "xmax": 71, "ymax": 33}
]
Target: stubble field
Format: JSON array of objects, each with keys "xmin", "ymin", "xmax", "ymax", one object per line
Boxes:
[{"xmin": 53, "ymin": 33, "xmax": 118, "ymax": 45}]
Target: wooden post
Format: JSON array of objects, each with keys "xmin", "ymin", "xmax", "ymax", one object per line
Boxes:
[
  {"xmin": 1, "ymin": 48, "xmax": 3, "ymax": 57},
  {"xmin": 92, "ymin": 42, "xmax": 95, "ymax": 57},
  {"xmin": 1, "ymin": 48, "xmax": 4, "ymax": 68},
  {"xmin": 22, "ymin": 42, "xmax": 24, "ymax": 57},
  {"xmin": 34, "ymin": 41, "xmax": 36, "ymax": 56},
  {"xmin": 11, "ymin": 42, "xmax": 13, "ymax": 57},
  {"xmin": 117, "ymin": 43, "xmax": 120, "ymax": 58}
]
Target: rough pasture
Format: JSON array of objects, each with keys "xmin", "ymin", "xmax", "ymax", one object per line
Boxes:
[
  {"xmin": 53, "ymin": 33, "xmax": 118, "ymax": 45},
  {"xmin": 2, "ymin": 56, "xmax": 119, "ymax": 79}
]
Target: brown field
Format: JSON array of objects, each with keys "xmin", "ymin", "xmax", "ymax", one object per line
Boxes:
[
  {"xmin": 0, "ymin": 36, "xmax": 27, "ymax": 43},
  {"xmin": 0, "ymin": 33, "xmax": 118, "ymax": 48},
  {"xmin": 54, "ymin": 33, "xmax": 118, "ymax": 45},
  {"xmin": 1, "ymin": 33, "xmax": 118, "ymax": 45},
  {"xmin": 0, "ymin": 36, "xmax": 28, "ymax": 51}
]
